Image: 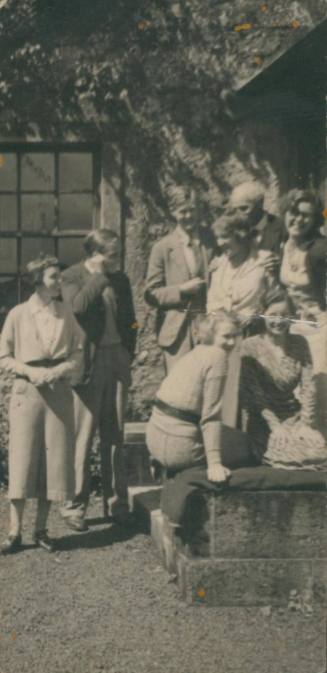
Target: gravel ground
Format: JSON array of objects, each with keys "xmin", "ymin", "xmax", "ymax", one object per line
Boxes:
[{"xmin": 0, "ymin": 493, "xmax": 326, "ymax": 673}]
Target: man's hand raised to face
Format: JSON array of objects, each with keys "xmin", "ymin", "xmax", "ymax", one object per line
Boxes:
[{"xmin": 85, "ymin": 253, "xmax": 108, "ymax": 276}]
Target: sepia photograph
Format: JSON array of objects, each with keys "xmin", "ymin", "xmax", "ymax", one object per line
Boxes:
[{"xmin": 0, "ymin": 1, "xmax": 326, "ymax": 672}]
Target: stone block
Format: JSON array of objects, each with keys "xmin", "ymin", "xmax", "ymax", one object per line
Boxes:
[
  {"xmin": 185, "ymin": 491, "xmax": 327, "ymax": 560},
  {"xmin": 128, "ymin": 485, "xmax": 162, "ymax": 531},
  {"xmin": 125, "ymin": 443, "xmax": 153, "ymax": 485},
  {"xmin": 177, "ymin": 556, "xmax": 327, "ymax": 608}
]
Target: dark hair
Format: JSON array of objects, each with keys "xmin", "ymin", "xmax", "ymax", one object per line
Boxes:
[
  {"xmin": 280, "ymin": 189, "xmax": 323, "ymax": 238},
  {"xmin": 83, "ymin": 229, "xmax": 119, "ymax": 257},
  {"xmin": 263, "ymin": 286, "xmax": 295, "ymax": 316},
  {"xmin": 26, "ymin": 254, "xmax": 60, "ymax": 287}
]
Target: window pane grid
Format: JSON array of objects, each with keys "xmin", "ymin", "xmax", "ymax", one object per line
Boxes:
[{"xmin": 0, "ymin": 146, "xmax": 99, "ymax": 307}]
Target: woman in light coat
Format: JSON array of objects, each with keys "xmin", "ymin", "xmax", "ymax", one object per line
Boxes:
[{"xmin": 0, "ymin": 255, "xmax": 83, "ymax": 554}]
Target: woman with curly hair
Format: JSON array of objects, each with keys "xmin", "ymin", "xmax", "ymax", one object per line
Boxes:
[
  {"xmin": 0, "ymin": 255, "xmax": 83, "ymax": 555},
  {"xmin": 280, "ymin": 188, "xmax": 326, "ymax": 320},
  {"xmin": 207, "ymin": 214, "xmax": 274, "ymax": 327},
  {"xmin": 240, "ymin": 288, "xmax": 327, "ymax": 470}
]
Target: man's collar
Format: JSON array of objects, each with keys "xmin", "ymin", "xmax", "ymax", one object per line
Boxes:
[{"xmin": 175, "ymin": 225, "xmax": 200, "ymax": 245}]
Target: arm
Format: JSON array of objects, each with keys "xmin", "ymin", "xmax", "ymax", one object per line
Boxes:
[
  {"xmin": 120, "ymin": 273, "xmax": 138, "ymax": 360},
  {"xmin": 0, "ymin": 310, "xmax": 49, "ymax": 385},
  {"xmin": 0, "ymin": 310, "xmax": 27, "ymax": 376},
  {"xmin": 200, "ymin": 360, "xmax": 231, "ymax": 482},
  {"xmin": 299, "ymin": 346, "xmax": 316, "ymax": 427},
  {"xmin": 61, "ymin": 269, "xmax": 109, "ymax": 317},
  {"xmin": 144, "ymin": 243, "xmax": 188, "ymax": 310}
]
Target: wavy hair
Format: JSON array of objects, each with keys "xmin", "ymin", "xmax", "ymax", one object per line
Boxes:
[{"xmin": 26, "ymin": 254, "xmax": 60, "ymax": 287}]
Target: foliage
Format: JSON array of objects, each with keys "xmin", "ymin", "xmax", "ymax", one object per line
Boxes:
[{"xmin": 0, "ymin": 1, "xmax": 323, "ymax": 199}]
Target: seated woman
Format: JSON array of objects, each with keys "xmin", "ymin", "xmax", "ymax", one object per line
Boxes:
[
  {"xmin": 280, "ymin": 188, "xmax": 326, "ymax": 321},
  {"xmin": 240, "ymin": 288, "xmax": 327, "ymax": 470},
  {"xmin": 0, "ymin": 255, "xmax": 83, "ymax": 555},
  {"xmin": 146, "ymin": 312, "xmax": 252, "ymax": 485},
  {"xmin": 207, "ymin": 214, "xmax": 273, "ymax": 326}
]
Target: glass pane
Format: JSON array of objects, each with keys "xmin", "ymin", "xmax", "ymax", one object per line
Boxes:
[
  {"xmin": 0, "ymin": 153, "xmax": 17, "ymax": 191},
  {"xmin": 59, "ymin": 194, "xmax": 93, "ymax": 230},
  {"xmin": 21, "ymin": 238, "xmax": 55, "ymax": 269},
  {"xmin": 22, "ymin": 194, "xmax": 55, "ymax": 232},
  {"xmin": 0, "ymin": 276, "xmax": 18, "ymax": 328},
  {"xmin": 21, "ymin": 153, "xmax": 54, "ymax": 191},
  {"xmin": 59, "ymin": 153, "xmax": 93, "ymax": 191},
  {"xmin": 0, "ymin": 195, "xmax": 17, "ymax": 231},
  {"xmin": 0, "ymin": 239, "xmax": 17, "ymax": 273},
  {"xmin": 58, "ymin": 238, "xmax": 85, "ymax": 269}
]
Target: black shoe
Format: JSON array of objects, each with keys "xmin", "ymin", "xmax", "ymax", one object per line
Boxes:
[
  {"xmin": 64, "ymin": 517, "xmax": 88, "ymax": 532},
  {"xmin": 33, "ymin": 530, "xmax": 56, "ymax": 553},
  {"xmin": 0, "ymin": 534, "xmax": 22, "ymax": 555}
]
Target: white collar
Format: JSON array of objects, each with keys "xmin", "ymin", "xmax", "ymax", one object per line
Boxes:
[
  {"xmin": 175, "ymin": 225, "xmax": 200, "ymax": 246},
  {"xmin": 28, "ymin": 293, "xmax": 59, "ymax": 316}
]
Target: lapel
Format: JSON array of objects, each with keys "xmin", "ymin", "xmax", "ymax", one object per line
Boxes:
[
  {"xmin": 167, "ymin": 229, "xmax": 191, "ymax": 280},
  {"xmin": 27, "ymin": 298, "xmax": 48, "ymax": 357}
]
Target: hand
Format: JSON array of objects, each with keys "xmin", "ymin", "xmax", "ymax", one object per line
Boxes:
[
  {"xmin": 39, "ymin": 367, "xmax": 65, "ymax": 384},
  {"xmin": 207, "ymin": 464, "xmax": 231, "ymax": 483},
  {"xmin": 24, "ymin": 366, "xmax": 51, "ymax": 387},
  {"xmin": 85, "ymin": 253, "xmax": 108, "ymax": 275},
  {"xmin": 180, "ymin": 277, "xmax": 206, "ymax": 296},
  {"xmin": 262, "ymin": 253, "xmax": 280, "ymax": 274}
]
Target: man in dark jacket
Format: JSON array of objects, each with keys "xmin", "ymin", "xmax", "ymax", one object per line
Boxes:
[{"xmin": 60, "ymin": 229, "xmax": 137, "ymax": 530}]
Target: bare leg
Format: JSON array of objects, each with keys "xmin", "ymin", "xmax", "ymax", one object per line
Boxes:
[
  {"xmin": 9, "ymin": 499, "xmax": 25, "ymax": 537},
  {"xmin": 34, "ymin": 499, "xmax": 51, "ymax": 533}
]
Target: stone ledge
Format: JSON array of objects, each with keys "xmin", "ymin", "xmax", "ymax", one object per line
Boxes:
[
  {"xmin": 131, "ymin": 486, "xmax": 327, "ymax": 607},
  {"xmin": 177, "ymin": 556, "xmax": 327, "ymax": 607},
  {"xmin": 189, "ymin": 491, "xmax": 327, "ymax": 559}
]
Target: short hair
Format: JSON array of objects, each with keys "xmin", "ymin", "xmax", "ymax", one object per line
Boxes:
[
  {"xmin": 213, "ymin": 214, "xmax": 254, "ymax": 242},
  {"xmin": 167, "ymin": 184, "xmax": 195, "ymax": 212},
  {"xmin": 197, "ymin": 311, "xmax": 240, "ymax": 345},
  {"xmin": 26, "ymin": 254, "xmax": 60, "ymax": 287},
  {"xmin": 230, "ymin": 181, "xmax": 265, "ymax": 207},
  {"xmin": 280, "ymin": 188, "xmax": 323, "ymax": 237},
  {"xmin": 83, "ymin": 229, "xmax": 119, "ymax": 257}
]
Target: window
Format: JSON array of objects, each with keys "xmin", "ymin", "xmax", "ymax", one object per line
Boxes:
[{"xmin": 0, "ymin": 144, "xmax": 100, "ymax": 325}]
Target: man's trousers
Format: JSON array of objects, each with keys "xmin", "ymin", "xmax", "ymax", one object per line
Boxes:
[{"xmin": 62, "ymin": 344, "xmax": 131, "ymax": 519}]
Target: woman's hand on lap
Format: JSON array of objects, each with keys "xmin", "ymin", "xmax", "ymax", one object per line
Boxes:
[{"xmin": 207, "ymin": 464, "xmax": 231, "ymax": 483}]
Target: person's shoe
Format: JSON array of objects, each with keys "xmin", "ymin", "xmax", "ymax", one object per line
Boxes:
[
  {"xmin": 33, "ymin": 530, "xmax": 56, "ymax": 553},
  {"xmin": 0, "ymin": 534, "xmax": 22, "ymax": 555},
  {"xmin": 64, "ymin": 517, "xmax": 88, "ymax": 532}
]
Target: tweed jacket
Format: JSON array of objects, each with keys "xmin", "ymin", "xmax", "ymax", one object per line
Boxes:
[
  {"xmin": 144, "ymin": 227, "xmax": 215, "ymax": 349},
  {"xmin": 61, "ymin": 262, "xmax": 137, "ymax": 384}
]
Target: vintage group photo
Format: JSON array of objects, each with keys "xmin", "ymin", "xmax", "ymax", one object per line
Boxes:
[{"xmin": 0, "ymin": 2, "xmax": 326, "ymax": 673}]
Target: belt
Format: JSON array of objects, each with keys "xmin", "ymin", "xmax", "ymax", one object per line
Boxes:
[
  {"xmin": 153, "ymin": 397, "xmax": 200, "ymax": 425},
  {"xmin": 26, "ymin": 358, "xmax": 66, "ymax": 367},
  {"xmin": 16, "ymin": 358, "xmax": 66, "ymax": 381}
]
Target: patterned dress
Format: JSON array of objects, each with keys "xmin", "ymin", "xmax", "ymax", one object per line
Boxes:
[{"xmin": 240, "ymin": 333, "xmax": 316, "ymax": 460}]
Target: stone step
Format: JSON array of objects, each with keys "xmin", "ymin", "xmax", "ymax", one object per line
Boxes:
[
  {"xmin": 130, "ymin": 485, "xmax": 327, "ymax": 607},
  {"xmin": 124, "ymin": 422, "xmax": 152, "ymax": 486},
  {"xmin": 184, "ymin": 490, "xmax": 327, "ymax": 559}
]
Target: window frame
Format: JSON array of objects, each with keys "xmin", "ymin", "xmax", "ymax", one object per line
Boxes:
[{"xmin": 0, "ymin": 142, "xmax": 101, "ymax": 301}]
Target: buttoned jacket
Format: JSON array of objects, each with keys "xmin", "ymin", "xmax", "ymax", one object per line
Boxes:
[{"xmin": 144, "ymin": 228, "xmax": 215, "ymax": 349}]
